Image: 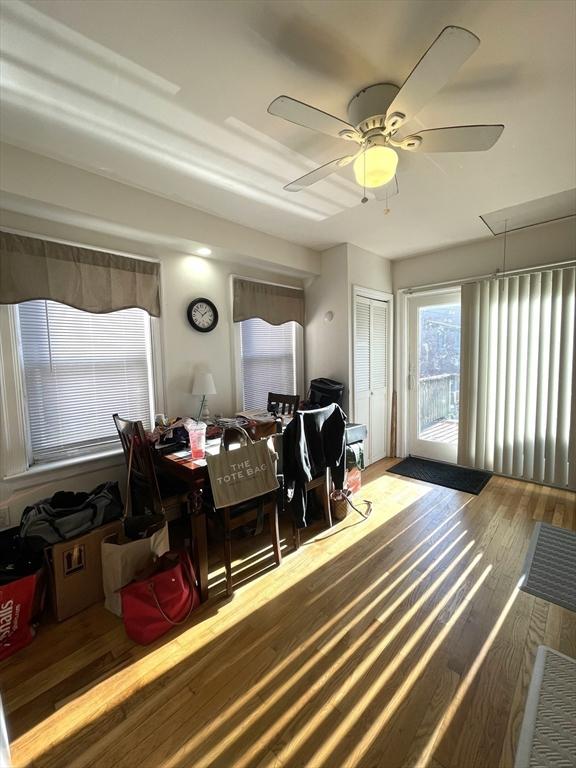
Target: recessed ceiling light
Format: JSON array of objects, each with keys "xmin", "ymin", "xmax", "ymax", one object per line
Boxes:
[{"xmin": 196, "ymin": 247, "xmax": 212, "ymax": 256}]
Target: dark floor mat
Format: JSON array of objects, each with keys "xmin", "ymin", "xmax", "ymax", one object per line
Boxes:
[
  {"xmin": 387, "ymin": 456, "xmax": 492, "ymax": 494},
  {"xmin": 520, "ymin": 523, "xmax": 576, "ymax": 612}
]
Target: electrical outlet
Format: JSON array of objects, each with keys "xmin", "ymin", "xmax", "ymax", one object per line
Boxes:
[{"xmin": 0, "ymin": 507, "xmax": 10, "ymax": 529}]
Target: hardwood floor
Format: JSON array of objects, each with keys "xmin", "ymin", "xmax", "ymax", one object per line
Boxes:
[{"xmin": 1, "ymin": 460, "xmax": 575, "ymax": 768}]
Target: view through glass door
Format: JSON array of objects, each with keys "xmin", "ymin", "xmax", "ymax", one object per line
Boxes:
[{"xmin": 408, "ymin": 290, "xmax": 461, "ymax": 463}]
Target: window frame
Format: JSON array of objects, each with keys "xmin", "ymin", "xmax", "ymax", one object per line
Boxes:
[
  {"xmin": 230, "ymin": 278, "xmax": 304, "ymax": 412},
  {"xmin": 0, "ymin": 300, "xmax": 165, "ymax": 482}
]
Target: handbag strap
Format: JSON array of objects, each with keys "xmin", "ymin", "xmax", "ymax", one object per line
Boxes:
[
  {"xmin": 220, "ymin": 426, "xmax": 253, "ymax": 453},
  {"xmin": 122, "ymin": 436, "xmax": 135, "ymax": 521},
  {"xmin": 345, "ymin": 494, "xmax": 372, "ymax": 519},
  {"xmin": 147, "ymin": 553, "xmax": 198, "ymax": 626}
]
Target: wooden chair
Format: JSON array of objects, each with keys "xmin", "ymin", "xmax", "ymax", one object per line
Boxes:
[
  {"xmin": 219, "ymin": 427, "xmax": 282, "ymax": 596},
  {"xmin": 293, "ymin": 469, "xmax": 332, "ymax": 549},
  {"xmin": 282, "ymin": 409, "xmax": 334, "ymax": 549},
  {"xmin": 112, "ymin": 414, "xmax": 189, "ymax": 522},
  {"xmin": 267, "ymin": 392, "xmax": 300, "ymax": 416}
]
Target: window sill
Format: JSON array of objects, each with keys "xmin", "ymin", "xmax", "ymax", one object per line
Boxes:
[{"xmin": 3, "ymin": 447, "xmax": 125, "ymax": 490}]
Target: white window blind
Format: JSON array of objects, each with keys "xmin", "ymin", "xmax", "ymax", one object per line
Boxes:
[
  {"xmin": 239, "ymin": 318, "xmax": 299, "ymax": 410},
  {"xmin": 458, "ymin": 267, "xmax": 575, "ymax": 488},
  {"xmin": 17, "ymin": 300, "xmax": 154, "ymax": 463}
]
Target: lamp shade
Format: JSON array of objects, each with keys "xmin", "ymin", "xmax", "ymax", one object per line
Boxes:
[
  {"xmin": 353, "ymin": 146, "xmax": 398, "ymax": 189},
  {"xmin": 192, "ymin": 371, "xmax": 216, "ymax": 395}
]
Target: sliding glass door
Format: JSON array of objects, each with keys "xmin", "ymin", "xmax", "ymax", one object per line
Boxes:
[{"xmin": 408, "ymin": 290, "xmax": 461, "ymax": 463}]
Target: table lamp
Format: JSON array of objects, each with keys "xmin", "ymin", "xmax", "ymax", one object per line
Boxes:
[{"xmin": 192, "ymin": 370, "xmax": 216, "ymax": 422}]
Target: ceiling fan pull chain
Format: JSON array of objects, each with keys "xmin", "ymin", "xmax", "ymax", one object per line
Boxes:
[{"xmin": 384, "ymin": 186, "xmax": 390, "ymax": 215}]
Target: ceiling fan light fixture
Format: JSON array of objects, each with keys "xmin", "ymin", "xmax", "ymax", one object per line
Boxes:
[{"xmin": 353, "ymin": 146, "xmax": 398, "ymax": 188}]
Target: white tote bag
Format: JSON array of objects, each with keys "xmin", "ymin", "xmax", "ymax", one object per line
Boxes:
[
  {"xmin": 101, "ymin": 434, "xmax": 170, "ymax": 616},
  {"xmin": 101, "ymin": 526, "xmax": 170, "ymax": 616}
]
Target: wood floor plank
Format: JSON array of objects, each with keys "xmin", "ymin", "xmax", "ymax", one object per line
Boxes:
[
  {"xmin": 498, "ymin": 596, "xmax": 549, "ymax": 768},
  {"xmin": 2, "ymin": 461, "xmax": 574, "ymax": 768}
]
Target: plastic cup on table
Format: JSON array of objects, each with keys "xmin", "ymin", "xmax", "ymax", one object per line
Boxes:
[{"xmin": 187, "ymin": 421, "xmax": 207, "ymax": 460}]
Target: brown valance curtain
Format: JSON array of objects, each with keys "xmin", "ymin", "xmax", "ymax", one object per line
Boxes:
[
  {"xmin": 233, "ymin": 278, "xmax": 304, "ymax": 326},
  {"xmin": 0, "ymin": 231, "xmax": 161, "ymax": 317}
]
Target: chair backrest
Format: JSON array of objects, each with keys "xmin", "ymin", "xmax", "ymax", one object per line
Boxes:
[
  {"xmin": 112, "ymin": 414, "xmax": 163, "ymax": 515},
  {"xmin": 284, "ymin": 403, "xmax": 345, "ymax": 480},
  {"xmin": 267, "ymin": 392, "xmax": 300, "ymax": 416}
]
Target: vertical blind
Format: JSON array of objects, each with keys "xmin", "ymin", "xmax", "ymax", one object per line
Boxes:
[
  {"xmin": 458, "ymin": 267, "xmax": 575, "ymax": 488},
  {"xmin": 239, "ymin": 318, "xmax": 298, "ymax": 410},
  {"xmin": 18, "ymin": 300, "xmax": 154, "ymax": 462}
]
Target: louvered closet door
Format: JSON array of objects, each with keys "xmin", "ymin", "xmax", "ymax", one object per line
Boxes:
[
  {"xmin": 370, "ymin": 300, "xmax": 389, "ymax": 463},
  {"xmin": 354, "ymin": 296, "xmax": 371, "ymax": 460},
  {"xmin": 354, "ymin": 295, "xmax": 390, "ymax": 465}
]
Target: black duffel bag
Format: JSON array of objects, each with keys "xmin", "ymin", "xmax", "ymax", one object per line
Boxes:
[
  {"xmin": 0, "ymin": 527, "xmax": 43, "ymax": 585},
  {"xmin": 19, "ymin": 481, "xmax": 123, "ymax": 552}
]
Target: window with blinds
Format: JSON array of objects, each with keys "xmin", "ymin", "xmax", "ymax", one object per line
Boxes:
[
  {"xmin": 17, "ymin": 300, "xmax": 154, "ymax": 463},
  {"xmin": 239, "ymin": 318, "xmax": 300, "ymax": 410}
]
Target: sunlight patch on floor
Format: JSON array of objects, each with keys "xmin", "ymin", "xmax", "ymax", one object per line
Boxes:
[
  {"xmin": 11, "ymin": 470, "xmax": 457, "ymax": 766},
  {"xmin": 414, "ymin": 581, "xmax": 522, "ymax": 768},
  {"xmin": 278, "ymin": 548, "xmax": 483, "ymax": 768}
]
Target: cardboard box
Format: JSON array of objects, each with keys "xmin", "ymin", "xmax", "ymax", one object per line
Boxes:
[{"xmin": 46, "ymin": 520, "xmax": 122, "ymax": 622}]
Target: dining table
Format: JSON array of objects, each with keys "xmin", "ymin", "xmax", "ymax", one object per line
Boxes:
[{"xmin": 155, "ymin": 419, "xmax": 279, "ymax": 602}]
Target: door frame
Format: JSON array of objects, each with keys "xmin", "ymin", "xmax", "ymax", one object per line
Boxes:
[
  {"xmin": 351, "ymin": 285, "xmax": 394, "ymax": 461},
  {"xmin": 396, "ymin": 287, "xmax": 461, "ymax": 460},
  {"xmin": 406, "ymin": 288, "xmax": 461, "ymax": 463}
]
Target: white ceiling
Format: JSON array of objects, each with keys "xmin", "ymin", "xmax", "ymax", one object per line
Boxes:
[{"xmin": 1, "ymin": 0, "xmax": 575, "ymax": 259}]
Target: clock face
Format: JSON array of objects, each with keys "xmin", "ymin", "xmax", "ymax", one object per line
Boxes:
[{"xmin": 187, "ymin": 298, "xmax": 218, "ymax": 333}]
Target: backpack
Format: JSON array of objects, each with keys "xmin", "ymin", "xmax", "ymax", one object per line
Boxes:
[{"xmin": 19, "ymin": 481, "xmax": 123, "ymax": 552}]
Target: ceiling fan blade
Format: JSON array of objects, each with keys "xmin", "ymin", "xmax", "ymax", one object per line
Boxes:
[
  {"xmin": 398, "ymin": 124, "xmax": 504, "ymax": 152},
  {"xmin": 372, "ymin": 175, "xmax": 399, "ymax": 200},
  {"xmin": 284, "ymin": 153, "xmax": 359, "ymax": 191},
  {"xmin": 269, "ymin": 95, "xmax": 362, "ymax": 141},
  {"xmin": 385, "ymin": 26, "xmax": 480, "ymax": 132}
]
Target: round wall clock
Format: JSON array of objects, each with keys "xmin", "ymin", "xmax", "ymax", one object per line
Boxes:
[{"xmin": 187, "ymin": 297, "xmax": 219, "ymax": 333}]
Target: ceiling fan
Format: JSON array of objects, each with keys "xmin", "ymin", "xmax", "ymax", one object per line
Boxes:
[{"xmin": 268, "ymin": 26, "xmax": 504, "ymax": 197}]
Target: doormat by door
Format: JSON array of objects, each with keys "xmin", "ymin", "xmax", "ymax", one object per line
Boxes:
[
  {"xmin": 387, "ymin": 456, "xmax": 492, "ymax": 494},
  {"xmin": 520, "ymin": 523, "xmax": 576, "ymax": 612}
]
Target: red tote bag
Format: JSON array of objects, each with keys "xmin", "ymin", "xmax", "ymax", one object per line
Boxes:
[
  {"xmin": 0, "ymin": 571, "xmax": 40, "ymax": 661},
  {"xmin": 120, "ymin": 550, "xmax": 200, "ymax": 645}
]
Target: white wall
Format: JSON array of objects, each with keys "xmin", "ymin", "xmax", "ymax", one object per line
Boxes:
[
  {"xmin": 305, "ymin": 244, "xmax": 350, "ymax": 409},
  {"xmin": 160, "ymin": 254, "xmax": 303, "ymax": 418},
  {"xmin": 392, "ymin": 217, "xmax": 576, "ymax": 290},
  {"xmin": 348, "ymin": 244, "xmax": 393, "ymax": 294},
  {"xmin": 305, "ymin": 243, "xmax": 393, "ymax": 414},
  {"xmin": 0, "ymin": 143, "xmax": 321, "ymax": 277}
]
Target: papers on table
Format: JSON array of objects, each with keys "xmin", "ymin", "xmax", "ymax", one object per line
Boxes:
[{"xmin": 236, "ymin": 409, "xmax": 273, "ymax": 422}]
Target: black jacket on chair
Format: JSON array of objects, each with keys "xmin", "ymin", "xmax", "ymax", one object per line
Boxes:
[{"xmin": 283, "ymin": 404, "xmax": 346, "ymax": 528}]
